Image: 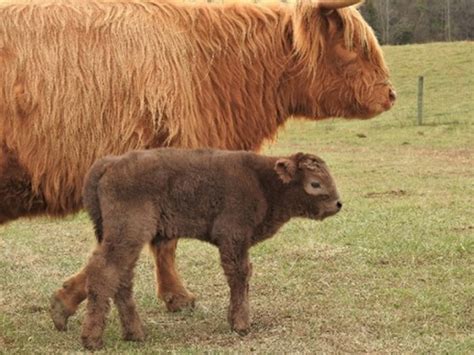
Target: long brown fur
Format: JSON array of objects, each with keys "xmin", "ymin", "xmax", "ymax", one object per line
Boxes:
[{"xmin": 0, "ymin": 0, "xmax": 393, "ymax": 216}]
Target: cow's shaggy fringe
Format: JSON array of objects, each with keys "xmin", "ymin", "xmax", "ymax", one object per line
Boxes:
[
  {"xmin": 294, "ymin": 1, "xmax": 387, "ymax": 84},
  {"xmin": 0, "ymin": 0, "xmax": 380, "ymax": 214}
]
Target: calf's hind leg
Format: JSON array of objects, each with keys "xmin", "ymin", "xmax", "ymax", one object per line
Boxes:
[
  {"xmin": 114, "ymin": 265, "xmax": 145, "ymax": 342},
  {"xmin": 51, "ymin": 239, "xmax": 194, "ymax": 330},
  {"xmin": 81, "ymin": 227, "xmax": 151, "ymax": 350},
  {"xmin": 80, "ymin": 247, "xmax": 118, "ymax": 350}
]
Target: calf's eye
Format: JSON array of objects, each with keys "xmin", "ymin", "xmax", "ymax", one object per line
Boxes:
[{"xmin": 311, "ymin": 181, "xmax": 321, "ymax": 189}]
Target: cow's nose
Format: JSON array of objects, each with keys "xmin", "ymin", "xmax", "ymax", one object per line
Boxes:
[
  {"xmin": 389, "ymin": 88, "xmax": 397, "ymax": 103},
  {"xmin": 336, "ymin": 201, "xmax": 343, "ymax": 210}
]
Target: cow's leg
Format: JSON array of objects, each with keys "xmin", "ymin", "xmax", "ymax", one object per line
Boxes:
[
  {"xmin": 150, "ymin": 239, "xmax": 196, "ymax": 312},
  {"xmin": 50, "ymin": 269, "xmax": 87, "ymax": 331},
  {"xmin": 219, "ymin": 239, "xmax": 252, "ymax": 335}
]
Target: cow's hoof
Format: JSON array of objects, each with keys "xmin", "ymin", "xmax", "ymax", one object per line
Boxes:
[
  {"xmin": 81, "ymin": 335, "xmax": 104, "ymax": 351},
  {"xmin": 50, "ymin": 293, "xmax": 72, "ymax": 331},
  {"xmin": 162, "ymin": 292, "xmax": 196, "ymax": 312}
]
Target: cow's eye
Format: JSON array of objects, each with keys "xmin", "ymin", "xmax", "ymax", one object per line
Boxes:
[{"xmin": 311, "ymin": 181, "xmax": 321, "ymax": 189}]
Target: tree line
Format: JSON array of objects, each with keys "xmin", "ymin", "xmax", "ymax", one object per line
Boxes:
[{"xmin": 359, "ymin": 0, "xmax": 473, "ymax": 44}]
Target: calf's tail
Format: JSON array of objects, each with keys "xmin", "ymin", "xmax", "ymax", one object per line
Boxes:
[{"xmin": 82, "ymin": 157, "xmax": 117, "ymax": 243}]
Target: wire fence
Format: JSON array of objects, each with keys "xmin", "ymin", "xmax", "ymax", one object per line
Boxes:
[{"xmin": 386, "ymin": 42, "xmax": 473, "ymax": 127}]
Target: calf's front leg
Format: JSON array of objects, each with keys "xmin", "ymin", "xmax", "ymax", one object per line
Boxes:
[{"xmin": 219, "ymin": 240, "xmax": 252, "ymax": 335}]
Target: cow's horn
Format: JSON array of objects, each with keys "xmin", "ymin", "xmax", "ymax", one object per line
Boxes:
[{"xmin": 318, "ymin": 0, "xmax": 361, "ymax": 10}]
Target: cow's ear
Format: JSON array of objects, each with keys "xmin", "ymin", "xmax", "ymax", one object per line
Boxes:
[
  {"xmin": 317, "ymin": 0, "xmax": 361, "ymax": 35},
  {"xmin": 293, "ymin": 2, "xmax": 343, "ymax": 66},
  {"xmin": 275, "ymin": 159, "xmax": 297, "ymax": 184},
  {"xmin": 317, "ymin": 5, "xmax": 344, "ymax": 37}
]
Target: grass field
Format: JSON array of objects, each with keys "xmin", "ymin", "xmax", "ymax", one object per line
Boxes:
[{"xmin": 1, "ymin": 41, "xmax": 473, "ymax": 353}]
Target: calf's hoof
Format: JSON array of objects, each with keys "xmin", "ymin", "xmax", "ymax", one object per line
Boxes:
[
  {"xmin": 232, "ymin": 324, "xmax": 250, "ymax": 336},
  {"xmin": 81, "ymin": 335, "xmax": 104, "ymax": 351},
  {"xmin": 123, "ymin": 327, "xmax": 145, "ymax": 342},
  {"xmin": 50, "ymin": 293, "xmax": 73, "ymax": 331},
  {"xmin": 122, "ymin": 331, "xmax": 145, "ymax": 342},
  {"xmin": 231, "ymin": 318, "xmax": 250, "ymax": 336},
  {"xmin": 161, "ymin": 292, "xmax": 196, "ymax": 312}
]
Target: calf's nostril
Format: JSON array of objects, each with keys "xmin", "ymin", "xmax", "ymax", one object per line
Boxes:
[
  {"xmin": 389, "ymin": 88, "xmax": 397, "ymax": 103},
  {"xmin": 336, "ymin": 201, "xmax": 342, "ymax": 210}
]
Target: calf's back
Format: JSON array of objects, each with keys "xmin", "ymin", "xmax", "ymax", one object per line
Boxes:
[{"xmin": 84, "ymin": 148, "xmax": 340, "ymax": 245}]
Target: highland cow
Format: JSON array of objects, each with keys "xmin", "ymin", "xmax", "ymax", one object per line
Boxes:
[
  {"xmin": 0, "ymin": 0, "xmax": 395, "ymax": 325},
  {"xmin": 78, "ymin": 148, "xmax": 341, "ymax": 349}
]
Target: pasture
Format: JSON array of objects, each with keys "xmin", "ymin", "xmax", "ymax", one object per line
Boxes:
[{"xmin": 1, "ymin": 41, "xmax": 473, "ymax": 353}]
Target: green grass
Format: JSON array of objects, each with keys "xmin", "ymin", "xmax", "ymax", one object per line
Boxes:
[{"xmin": 1, "ymin": 41, "xmax": 473, "ymax": 353}]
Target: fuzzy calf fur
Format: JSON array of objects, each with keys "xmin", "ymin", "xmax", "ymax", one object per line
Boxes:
[{"xmin": 79, "ymin": 148, "xmax": 341, "ymax": 349}]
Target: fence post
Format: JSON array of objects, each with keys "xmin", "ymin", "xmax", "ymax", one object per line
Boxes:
[{"xmin": 417, "ymin": 76, "xmax": 424, "ymax": 125}]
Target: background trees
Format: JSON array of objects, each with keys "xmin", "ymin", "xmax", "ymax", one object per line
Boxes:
[{"xmin": 359, "ymin": 0, "xmax": 474, "ymax": 44}]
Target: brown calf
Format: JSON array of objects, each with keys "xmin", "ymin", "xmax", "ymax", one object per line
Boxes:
[
  {"xmin": 77, "ymin": 148, "xmax": 342, "ymax": 349},
  {"xmin": 2, "ymin": 0, "xmax": 394, "ymax": 320}
]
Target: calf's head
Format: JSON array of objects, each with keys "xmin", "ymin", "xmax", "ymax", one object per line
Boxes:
[
  {"xmin": 275, "ymin": 153, "xmax": 341, "ymax": 220},
  {"xmin": 292, "ymin": 0, "xmax": 396, "ymax": 119}
]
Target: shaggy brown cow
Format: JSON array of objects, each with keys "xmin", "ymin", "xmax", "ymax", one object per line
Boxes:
[
  {"xmin": 78, "ymin": 148, "xmax": 341, "ymax": 349},
  {"xmin": 0, "ymin": 0, "xmax": 395, "ymax": 326}
]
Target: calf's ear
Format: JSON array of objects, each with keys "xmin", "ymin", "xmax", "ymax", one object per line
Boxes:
[
  {"xmin": 275, "ymin": 159, "xmax": 297, "ymax": 184},
  {"xmin": 298, "ymin": 156, "xmax": 323, "ymax": 171}
]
